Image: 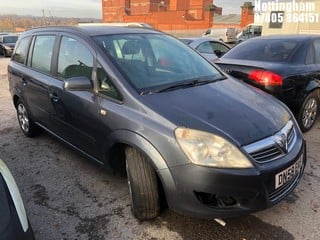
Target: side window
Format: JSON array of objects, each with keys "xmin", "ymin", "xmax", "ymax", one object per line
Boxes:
[
  {"xmin": 196, "ymin": 42, "xmax": 213, "ymax": 54},
  {"xmin": 12, "ymin": 36, "xmax": 31, "ymax": 64},
  {"xmin": 97, "ymin": 63, "xmax": 122, "ymax": 100},
  {"xmin": 210, "ymin": 42, "xmax": 230, "ymax": 53},
  {"xmin": 314, "ymin": 40, "xmax": 320, "ymax": 64},
  {"xmin": 306, "ymin": 43, "xmax": 315, "ymax": 65},
  {"xmin": 58, "ymin": 36, "xmax": 93, "ymax": 80},
  {"xmin": 30, "ymin": 35, "xmax": 55, "ymax": 74}
]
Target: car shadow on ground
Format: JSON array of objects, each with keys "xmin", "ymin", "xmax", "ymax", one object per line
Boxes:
[{"xmin": 149, "ymin": 210, "xmax": 294, "ymax": 240}]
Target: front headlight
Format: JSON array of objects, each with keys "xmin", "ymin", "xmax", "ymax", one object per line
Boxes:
[
  {"xmin": 175, "ymin": 128, "xmax": 253, "ymax": 168},
  {"xmin": 4, "ymin": 45, "xmax": 12, "ymax": 50}
]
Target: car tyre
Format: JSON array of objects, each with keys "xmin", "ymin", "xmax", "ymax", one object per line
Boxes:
[
  {"xmin": 16, "ymin": 100, "xmax": 40, "ymax": 137},
  {"xmin": 125, "ymin": 147, "xmax": 160, "ymax": 221},
  {"xmin": 297, "ymin": 91, "xmax": 319, "ymax": 132},
  {"xmin": 3, "ymin": 49, "xmax": 7, "ymax": 57}
]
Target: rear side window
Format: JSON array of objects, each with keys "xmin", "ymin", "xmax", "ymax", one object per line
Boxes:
[
  {"xmin": 223, "ymin": 39, "xmax": 300, "ymax": 62},
  {"xmin": 196, "ymin": 42, "xmax": 213, "ymax": 54},
  {"xmin": 12, "ymin": 37, "xmax": 31, "ymax": 64},
  {"xmin": 29, "ymin": 35, "xmax": 55, "ymax": 74},
  {"xmin": 57, "ymin": 36, "xmax": 93, "ymax": 80}
]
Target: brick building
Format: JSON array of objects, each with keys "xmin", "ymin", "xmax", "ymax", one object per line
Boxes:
[
  {"xmin": 102, "ymin": 0, "xmax": 254, "ymax": 31},
  {"xmin": 102, "ymin": 0, "xmax": 220, "ymax": 30},
  {"xmin": 240, "ymin": 2, "xmax": 254, "ymax": 27}
]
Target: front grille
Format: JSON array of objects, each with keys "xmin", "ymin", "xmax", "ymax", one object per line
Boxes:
[
  {"xmin": 244, "ymin": 120, "xmax": 297, "ymax": 163},
  {"xmin": 250, "ymin": 146, "xmax": 282, "ymax": 162}
]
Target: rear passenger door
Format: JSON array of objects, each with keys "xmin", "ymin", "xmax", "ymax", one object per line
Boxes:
[
  {"xmin": 49, "ymin": 35, "xmax": 103, "ymax": 160},
  {"xmin": 12, "ymin": 35, "xmax": 56, "ymax": 126}
]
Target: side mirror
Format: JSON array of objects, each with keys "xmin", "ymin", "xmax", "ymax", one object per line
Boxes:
[
  {"xmin": 64, "ymin": 76, "xmax": 92, "ymax": 91},
  {"xmin": 214, "ymin": 50, "xmax": 223, "ymax": 58}
]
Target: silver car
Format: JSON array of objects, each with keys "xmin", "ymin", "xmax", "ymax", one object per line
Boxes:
[{"xmin": 180, "ymin": 37, "xmax": 230, "ymax": 62}]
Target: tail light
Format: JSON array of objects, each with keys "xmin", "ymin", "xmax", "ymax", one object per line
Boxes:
[{"xmin": 248, "ymin": 70, "xmax": 283, "ymax": 86}]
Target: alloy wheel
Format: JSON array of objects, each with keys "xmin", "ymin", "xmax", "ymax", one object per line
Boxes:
[
  {"xmin": 17, "ymin": 103, "xmax": 29, "ymax": 133},
  {"xmin": 302, "ymin": 98, "xmax": 318, "ymax": 130}
]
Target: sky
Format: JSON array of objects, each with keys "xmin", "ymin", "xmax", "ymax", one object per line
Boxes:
[
  {"xmin": 215, "ymin": 0, "xmax": 246, "ymax": 14},
  {"xmin": 0, "ymin": 0, "xmax": 270, "ymax": 18},
  {"xmin": 0, "ymin": 0, "xmax": 102, "ymax": 18}
]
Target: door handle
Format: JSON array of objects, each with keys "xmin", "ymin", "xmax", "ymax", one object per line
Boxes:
[{"xmin": 49, "ymin": 92, "xmax": 60, "ymax": 103}]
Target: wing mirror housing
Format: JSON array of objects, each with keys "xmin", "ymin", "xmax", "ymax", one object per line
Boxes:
[
  {"xmin": 64, "ymin": 76, "xmax": 92, "ymax": 91},
  {"xmin": 214, "ymin": 50, "xmax": 224, "ymax": 58}
]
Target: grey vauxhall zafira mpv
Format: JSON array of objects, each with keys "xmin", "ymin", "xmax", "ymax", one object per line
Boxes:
[{"xmin": 8, "ymin": 25, "xmax": 306, "ymax": 220}]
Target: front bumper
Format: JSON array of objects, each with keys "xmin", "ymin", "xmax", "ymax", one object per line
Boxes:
[{"xmin": 159, "ymin": 137, "xmax": 306, "ymax": 219}]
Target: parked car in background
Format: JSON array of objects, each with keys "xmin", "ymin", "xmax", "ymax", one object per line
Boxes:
[
  {"xmin": 180, "ymin": 37, "xmax": 230, "ymax": 61},
  {"xmin": 236, "ymin": 24, "xmax": 262, "ymax": 44},
  {"xmin": 9, "ymin": 26, "xmax": 306, "ymax": 221},
  {"xmin": 0, "ymin": 158, "xmax": 34, "ymax": 240},
  {"xmin": 216, "ymin": 35, "xmax": 320, "ymax": 132},
  {"xmin": 0, "ymin": 35, "xmax": 19, "ymax": 57},
  {"xmin": 202, "ymin": 27, "xmax": 237, "ymax": 43}
]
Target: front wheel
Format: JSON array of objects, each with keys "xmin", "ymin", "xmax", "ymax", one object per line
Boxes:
[
  {"xmin": 297, "ymin": 91, "xmax": 319, "ymax": 132},
  {"xmin": 16, "ymin": 100, "xmax": 40, "ymax": 137},
  {"xmin": 125, "ymin": 147, "xmax": 160, "ymax": 221}
]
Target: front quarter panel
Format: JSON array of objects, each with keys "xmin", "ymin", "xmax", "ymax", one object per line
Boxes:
[{"xmin": 105, "ymin": 129, "xmax": 170, "ymax": 170}]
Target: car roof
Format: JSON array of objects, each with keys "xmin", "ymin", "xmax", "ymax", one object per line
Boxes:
[
  {"xmin": 78, "ymin": 22, "xmax": 153, "ymax": 28},
  {"xmin": 180, "ymin": 37, "xmax": 220, "ymax": 42},
  {"xmin": 3, "ymin": 34, "xmax": 19, "ymax": 37},
  {"xmin": 248, "ymin": 34, "xmax": 319, "ymax": 42},
  {"xmin": 21, "ymin": 25, "xmax": 162, "ymax": 37}
]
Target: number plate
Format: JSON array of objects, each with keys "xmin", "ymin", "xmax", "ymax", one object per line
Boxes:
[{"xmin": 275, "ymin": 155, "xmax": 303, "ymax": 189}]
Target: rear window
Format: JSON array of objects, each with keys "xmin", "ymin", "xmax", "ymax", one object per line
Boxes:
[
  {"xmin": 3, "ymin": 35, "xmax": 18, "ymax": 44},
  {"xmin": 223, "ymin": 39, "xmax": 301, "ymax": 62},
  {"xmin": 29, "ymin": 35, "xmax": 55, "ymax": 74}
]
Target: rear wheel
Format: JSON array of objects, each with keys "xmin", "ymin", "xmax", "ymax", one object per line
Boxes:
[
  {"xmin": 297, "ymin": 91, "xmax": 319, "ymax": 132},
  {"xmin": 16, "ymin": 100, "xmax": 40, "ymax": 137},
  {"xmin": 125, "ymin": 147, "xmax": 160, "ymax": 221}
]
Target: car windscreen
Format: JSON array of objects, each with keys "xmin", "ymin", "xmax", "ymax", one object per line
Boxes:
[
  {"xmin": 93, "ymin": 34, "xmax": 224, "ymax": 93},
  {"xmin": 222, "ymin": 39, "xmax": 301, "ymax": 62},
  {"xmin": 3, "ymin": 36, "xmax": 18, "ymax": 44}
]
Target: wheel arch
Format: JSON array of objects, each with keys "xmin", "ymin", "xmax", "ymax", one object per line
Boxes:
[
  {"xmin": 105, "ymin": 130, "xmax": 175, "ymax": 208},
  {"xmin": 305, "ymin": 80, "xmax": 320, "ymax": 97},
  {"xmin": 13, "ymin": 94, "xmax": 20, "ymax": 109},
  {"xmin": 105, "ymin": 130, "xmax": 169, "ymax": 172}
]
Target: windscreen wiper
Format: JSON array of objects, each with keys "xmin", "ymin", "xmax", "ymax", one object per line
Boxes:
[{"xmin": 152, "ymin": 76, "xmax": 227, "ymax": 94}]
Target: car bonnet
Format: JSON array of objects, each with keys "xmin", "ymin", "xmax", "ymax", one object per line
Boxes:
[{"xmin": 142, "ymin": 78, "xmax": 291, "ymax": 146}]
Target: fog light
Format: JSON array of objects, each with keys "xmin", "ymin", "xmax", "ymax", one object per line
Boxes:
[{"xmin": 194, "ymin": 191, "xmax": 238, "ymax": 208}]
